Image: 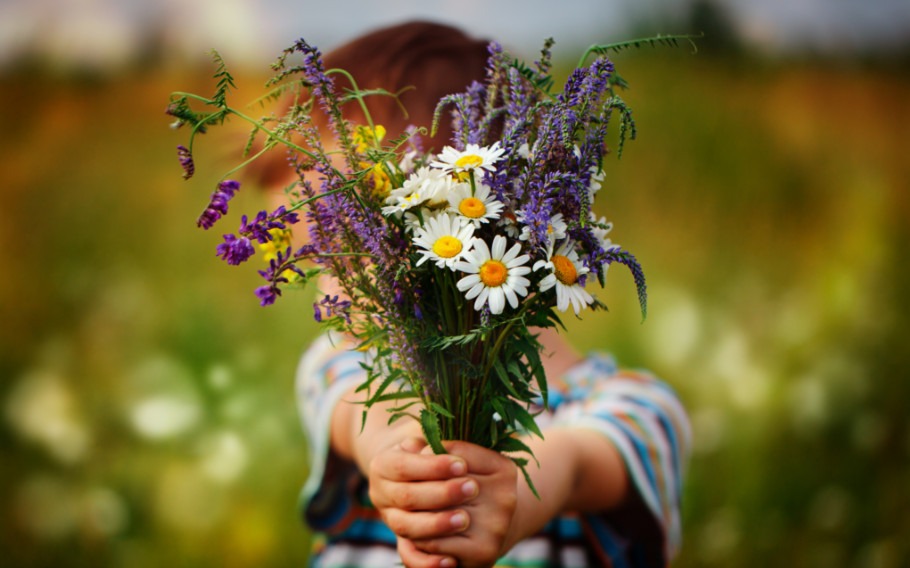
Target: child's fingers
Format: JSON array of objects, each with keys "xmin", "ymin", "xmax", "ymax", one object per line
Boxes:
[
  {"xmin": 371, "ymin": 476, "xmax": 479, "ymax": 511},
  {"xmin": 411, "ymin": 535, "xmax": 500, "ymax": 568},
  {"xmin": 441, "ymin": 440, "xmax": 512, "ymax": 476},
  {"xmin": 384, "ymin": 507, "xmax": 470, "ymax": 540},
  {"xmin": 398, "ymin": 537, "xmax": 457, "ymax": 568},
  {"xmin": 371, "ymin": 443, "xmax": 467, "ymax": 482}
]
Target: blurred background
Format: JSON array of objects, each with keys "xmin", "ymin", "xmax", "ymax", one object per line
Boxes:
[{"xmin": 1, "ymin": 0, "xmax": 908, "ymax": 566}]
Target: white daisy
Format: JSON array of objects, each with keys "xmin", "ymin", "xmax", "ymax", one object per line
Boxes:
[
  {"xmin": 588, "ymin": 168, "xmax": 604, "ymax": 201},
  {"xmin": 498, "ymin": 210, "xmax": 521, "ymax": 239},
  {"xmin": 430, "ymin": 142, "xmax": 506, "ymax": 175},
  {"xmin": 412, "ymin": 214, "xmax": 475, "ymax": 270},
  {"xmin": 381, "ymin": 167, "xmax": 452, "ymax": 217},
  {"xmin": 398, "ymin": 149, "xmax": 419, "ymax": 174},
  {"xmin": 455, "ymin": 235, "xmax": 531, "ymax": 315},
  {"xmin": 589, "ymin": 214, "xmax": 619, "ymax": 251},
  {"xmin": 447, "ymin": 183, "xmax": 504, "ymax": 227},
  {"xmin": 518, "ymin": 211, "xmax": 568, "ymax": 245},
  {"xmin": 533, "ymin": 240, "xmax": 594, "ymax": 315},
  {"xmin": 516, "ymin": 142, "xmax": 533, "ymax": 160}
]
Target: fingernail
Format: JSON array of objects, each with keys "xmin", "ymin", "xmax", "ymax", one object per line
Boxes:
[
  {"xmin": 440, "ymin": 558, "xmax": 456, "ymax": 568},
  {"xmin": 450, "ymin": 459, "xmax": 466, "ymax": 476},
  {"xmin": 461, "ymin": 479, "xmax": 478, "ymax": 497},
  {"xmin": 450, "ymin": 512, "xmax": 467, "ymax": 530}
]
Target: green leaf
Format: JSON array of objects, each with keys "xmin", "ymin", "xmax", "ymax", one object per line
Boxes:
[
  {"xmin": 429, "ymin": 402, "xmax": 455, "ymax": 419},
  {"xmin": 509, "ymin": 402, "xmax": 544, "ymax": 439},
  {"xmin": 387, "ymin": 412, "xmax": 419, "ymax": 426},
  {"xmin": 493, "ymin": 435, "xmax": 534, "ymax": 456},
  {"xmin": 371, "ymin": 390, "xmax": 418, "ymax": 404},
  {"xmin": 388, "ymin": 400, "xmax": 421, "ymax": 413},
  {"xmin": 420, "ymin": 409, "xmax": 447, "ymax": 455},
  {"xmin": 577, "ymin": 33, "xmax": 703, "ymax": 67},
  {"xmin": 513, "ymin": 457, "xmax": 540, "ymax": 500},
  {"xmin": 209, "ymin": 49, "xmax": 237, "ymax": 109},
  {"xmin": 515, "ymin": 336, "xmax": 548, "ymax": 408},
  {"xmin": 492, "ymin": 359, "xmax": 520, "ymax": 397},
  {"xmin": 361, "ymin": 367, "xmax": 401, "ymax": 401}
]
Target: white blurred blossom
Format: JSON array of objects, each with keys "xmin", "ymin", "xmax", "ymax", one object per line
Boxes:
[{"xmin": 5, "ymin": 371, "xmax": 90, "ymax": 464}]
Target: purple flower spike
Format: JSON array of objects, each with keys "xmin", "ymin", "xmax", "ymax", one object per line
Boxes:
[
  {"xmin": 197, "ymin": 180, "xmax": 241, "ymax": 230},
  {"xmin": 177, "ymin": 145, "xmax": 195, "ymax": 180},
  {"xmin": 216, "ymin": 234, "xmax": 255, "ymax": 265}
]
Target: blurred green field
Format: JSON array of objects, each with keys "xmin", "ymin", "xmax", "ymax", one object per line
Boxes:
[{"xmin": 1, "ymin": 50, "xmax": 909, "ymax": 567}]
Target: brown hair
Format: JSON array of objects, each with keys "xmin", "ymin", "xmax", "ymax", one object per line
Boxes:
[{"xmin": 251, "ymin": 21, "xmax": 490, "ymax": 188}]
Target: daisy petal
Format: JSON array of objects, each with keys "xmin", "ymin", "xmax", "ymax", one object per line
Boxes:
[
  {"xmin": 456, "ymin": 274, "xmax": 480, "ymax": 291},
  {"xmin": 489, "ymin": 287, "xmax": 505, "ymax": 315}
]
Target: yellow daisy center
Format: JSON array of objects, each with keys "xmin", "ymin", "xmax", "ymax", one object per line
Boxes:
[
  {"xmin": 551, "ymin": 254, "xmax": 578, "ymax": 285},
  {"xmin": 455, "ymin": 154, "xmax": 484, "ymax": 170},
  {"xmin": 479, "ymin": 260, "xmax": 508, "ymax": 287},
  {"xmin": 459, "ymin": 197, "xmax": 487, "ymax": 219},
  {"xmin": 432, "ymin": 236, "xmax": 463, "ymax": 259}
]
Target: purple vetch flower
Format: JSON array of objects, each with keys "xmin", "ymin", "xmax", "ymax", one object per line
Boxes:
[
  {"xmin": 313, "ymin": 294, "xmax": 353, "ymax": 324},
  {"xmin": 197, "ymin": 180, "xmax": 240, "ymax": 229},
  {"xmin": 238, "ymin": 206, "xmax": 300, "ymax": 243},
  {"xmin": 177, "ymin": 145, "xmax": 195, "ymax": 180},
  {"xmin": 216, "ymin": 234, "xmax": 255, "ymax": 265},
  {"xmin": 255, "ymin": 285, "xmax": 280, "ymax": 306}
]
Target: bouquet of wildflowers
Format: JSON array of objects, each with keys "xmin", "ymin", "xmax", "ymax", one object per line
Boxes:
[{"xmin": 167, "ymin": 34, "xmax": 690, "ymax": 484}]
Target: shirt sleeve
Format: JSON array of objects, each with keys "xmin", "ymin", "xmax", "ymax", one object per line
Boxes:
[
  {"xmin": 295, "ymin": 332, "xmax": 369, "ymax": 532},
  {"xmin": 548, "ymin": 353, "xmax": 691, "ymax": 563}
]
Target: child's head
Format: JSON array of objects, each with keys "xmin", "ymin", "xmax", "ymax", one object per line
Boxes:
[
  {"xmin": 321, "ymin": 21, "xmax": 490, "ymax": 141},
  {"xmin": 254, "ymin": 21, "xmax": 490, "ymax": 189}
]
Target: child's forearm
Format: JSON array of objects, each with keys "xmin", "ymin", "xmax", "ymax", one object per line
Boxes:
[{"xmin": 506, "ymin": 427, "xmax": 629, "ymax": 548}]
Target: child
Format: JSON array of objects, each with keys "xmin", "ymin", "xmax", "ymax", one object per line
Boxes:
[{"xmin": 264, "ymin": 22, "xmax": 690, "ymax": 568}]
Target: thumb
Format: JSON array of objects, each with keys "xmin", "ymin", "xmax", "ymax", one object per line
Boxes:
[{"xmin": 400, "ymin": 436, "xmax": 429, "ymax": 454}]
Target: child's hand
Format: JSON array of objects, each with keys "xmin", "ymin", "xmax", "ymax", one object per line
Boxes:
[
  {"xmin": 406, "ymin": 441, "xmax": 520, "ymax": 568},
  {"xmin": 368, "ymin": 436, "xmax": 480, "ymax": 564}
]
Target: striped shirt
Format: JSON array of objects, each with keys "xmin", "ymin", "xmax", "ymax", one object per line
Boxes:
[{"xmin": 296, "ymin": 333, "xmax": 690, "ymax": 567}]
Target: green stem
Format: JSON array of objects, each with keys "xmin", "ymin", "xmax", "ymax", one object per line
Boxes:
[{"xmin": 171, "ymin": 92, "xmax": 324, "ymax": 164}]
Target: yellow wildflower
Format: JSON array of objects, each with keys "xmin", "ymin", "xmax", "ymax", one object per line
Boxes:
[
  {"xmin": 353, "ymin": 124, "xmax": 386, "ymax": 153},
  {"xmin": 258, "ymin": 227, "xmax": 293, "ymax": 262}
]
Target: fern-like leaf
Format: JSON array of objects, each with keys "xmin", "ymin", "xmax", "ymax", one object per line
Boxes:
[
  {"xmin": 210, "ymin": 50, "xmax": 237, "ymax": 108},
  {"xmin": 578, "ymin": 33, "xmax": 703, "ymax": 67}
]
